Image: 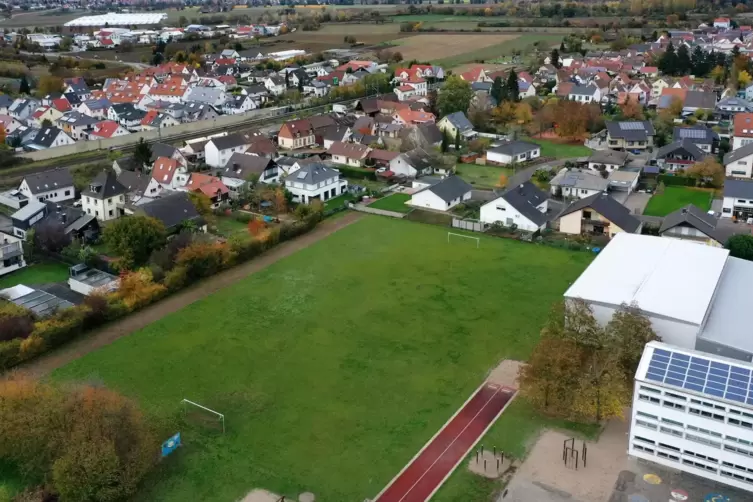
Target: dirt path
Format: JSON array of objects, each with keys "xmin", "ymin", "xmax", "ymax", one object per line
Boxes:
[{"xmin": 15, "ymin": 212, "xmax": 363, "ymax": 378}]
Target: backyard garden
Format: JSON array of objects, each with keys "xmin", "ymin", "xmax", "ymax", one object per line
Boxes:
[
  {"xmin": 643, "ymin": 186, "xmax": 714, "ymax": 217},
  {"xmin": 51, "ymin": 216, "xmax": 594, "ymax": 502}
]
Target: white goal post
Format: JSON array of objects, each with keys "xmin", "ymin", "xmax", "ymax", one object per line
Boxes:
[
  {"xmin": 182, "ymin": 399, "xmax": 225, "ymax": 433},
  {"xmin": 447, "ymin": 232, "xmax": 480, "ymax": 248}
]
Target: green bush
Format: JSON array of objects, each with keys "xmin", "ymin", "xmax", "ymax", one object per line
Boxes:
[
  {"xmin": 336, "ymin": 165, "xmax": 378, "ymax": 180},
  {"xmin": 657, "ymin": 174, "xmax": 696, "ymax": 187},
  {"xmin": 0, "ymin": 339, "xmax": 22, "ymax": 369}
]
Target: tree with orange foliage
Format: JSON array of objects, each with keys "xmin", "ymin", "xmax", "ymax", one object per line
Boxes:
[
  {"xmin": 497, "ymin": 173, "xmax": 509, "ymax": 187},
  {"xmin": 116, "ymin": 268, "xmax": 167, "ymax": 310},
  {"xmin": 553, "ymin": 100, "xmax": 589, "ymax": 140},
  {"xmin": 515, "ymin": 102, "xmax": 533, "ymax": 124},
  {"xmin": 0, "ymin": 124, "xmax": 6, "ymax": 145},
  {"xmin": 620, "ymin": 95, "xmax": 645, "ymax": 120},
  {"xmin": 273, "ymin": 187, "xmax": 288, "ymax": 214},
  {"xmin": 248, "ymin": 218, "xmax": 265, "ymax": 236},
  {"xmin": 491, "ymin": 101, "xmax": 517, "ymax": 126}
]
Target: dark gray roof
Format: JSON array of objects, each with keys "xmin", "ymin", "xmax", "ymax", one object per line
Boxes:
[
  {"xmin": 588, "ymin": 149, "xmax": 629, "ymax": 165},
  {"xmin": 23, "ymin": 168, "xmax": 74, "ymax": 194},
  {"xmin": 59, "ymin": 111, "xmax": 99, "ymax": 127},
  {"xmin": 656, "ymin": 139, "xmax": 707, "ymax": 161},
  {"xmin": 420, "ymin": 175, "xmax": 472, "ymax": 203},
  {"xmin": 499, "ymin": 181, "xmax": 550, "ymax": 226},
  {"xmin": 223, "ymin": 153, "xmax": 274, "ymax": 176},
  {"xmin": 321, "ymin": 125, "xmax": 351, "ymax": 142},
  {"xmin": 551, "ymin": 168, "xmax": 609, "ymax": 191},
  {"xmin": 150, "ymin": 142, "xmax": 180, "ymax": 162},
  {"xmin": 724, "ymin": 178, "xmax": 753, "ymax": 199},
  {"xmin": 402, "ymin": 148, "xmax": 434, "ymax": 172},
  {"xmin": 659, "ymin": 204, "xmax": 723, "ymax": 243},
  {"xmin": 488, "ymin": 140, "xmax": 540, "ymax": 157},
  {"xmin": 683, "ymin": 90, "xmax": 717, "ymax": 110},
  {"xmin": 605, "ymin": 121, "xmax": 655, "ymax": 141},
  {"xmin": 559, "ymin": 192, "xmax": 641, "ymax": 233},
  {"xmin": 81, "ymin": 170, "xmax": 127, "ymax": 199},
  {"xmin": 0, "ymin": 94, "xmax": 13, "ymax": 108},
  {"xmin": 246, "ymin": 84, "xmax": 268, "ymax": 95},
  {"xmin": 285, "ymin": 162, "xmax": 340, "ymax": 185},
  {"xmin": 211, "ymin": 133, "xmax": 249, "ymax": 151},
  {"xmin": 724, "ymin": 142, "xmax": 753, "ymax": 165},
  {"xmin": 139, "ymin": 192, "xmax": 201, "ymax": 231},
  {"xmin": 443, "ymin": 111, "xmax": 473, "ymax": 133},
  {"xmin": 3, "ymin": 287, "xmax": 74, "ymax": 317},
  {"xmin": 117, "ymin": 169, "xmax": 151, "ymax": 193},
  {"xmin": 28, "ymin": 127, "xmax": 66, "ymax": 148},
  {"xmin": 417, "ymin": 123, "xmax": 442, "ymax": 145},
  {"xmin": 673, "ymin": 126, "xmax": 717, "ymax": 145},
  {"xmin": 569, "ymin": 84, "xmax": 598, "ymax": 96}
]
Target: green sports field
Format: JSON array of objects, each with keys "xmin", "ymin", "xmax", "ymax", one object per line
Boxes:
[{"xmin": 52, "ymin": 216, "xmax": 593, "ymax": 501}]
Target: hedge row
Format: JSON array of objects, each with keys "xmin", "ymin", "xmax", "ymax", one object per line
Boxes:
[
  {"xmin": 657, "ymin": 174, "xmax": 697, "ymax": 187},
  {"xmin": 336, "ymin": 165, "xmax": 378, "ymax": 181},
  {"xmin": 0, "ymin": 214, "xmax": 323, "ymax": 372}
]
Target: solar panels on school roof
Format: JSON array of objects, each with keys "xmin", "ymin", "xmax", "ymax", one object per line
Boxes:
[{"xmin": 645, "ymin": 347, "xmax": 753, "ymax": 406}]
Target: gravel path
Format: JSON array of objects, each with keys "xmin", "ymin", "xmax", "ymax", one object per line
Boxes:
[{"xmin": 14, "ymin": 212, "xmax": 363, "ymax": 378}]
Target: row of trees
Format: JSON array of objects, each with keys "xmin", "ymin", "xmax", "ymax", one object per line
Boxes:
[{"xmin": 520, "ymin": 300, "xmax": 659, "ymax": 422}]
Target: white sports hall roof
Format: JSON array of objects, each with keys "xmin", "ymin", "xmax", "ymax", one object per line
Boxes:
[
  {"xmin": 64, "ymin": 13, "xmax": 167, "ymax": 27},
  {"xmin": 564, "ymin": 233, "xmax": 728, "ymax": 325}
]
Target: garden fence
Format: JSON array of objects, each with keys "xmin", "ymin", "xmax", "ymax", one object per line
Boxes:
[{"xmin": 451, "ymin": 218, "xmax": 486, "ymax": 233}]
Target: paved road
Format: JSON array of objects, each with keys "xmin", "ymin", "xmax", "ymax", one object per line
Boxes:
[{"xmin": 507, "ymin": 157, "xmax": 585, "ymax": 188}]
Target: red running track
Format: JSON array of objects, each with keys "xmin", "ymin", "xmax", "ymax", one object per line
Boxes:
[{"xmin": 374, "ymin": 383, "xmax": 516, "ymax": 502}]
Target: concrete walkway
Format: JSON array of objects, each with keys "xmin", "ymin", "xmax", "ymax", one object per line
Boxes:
[{"xmin": 13, "ymin": 212, "xmax": 363, "ymax": 378}]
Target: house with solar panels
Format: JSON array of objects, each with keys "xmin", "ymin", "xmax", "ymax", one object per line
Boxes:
[
  {"xmin": 631, "ymin": 341, "xmax": 753, "ymax": 492},
  {"xmin": 605, "ymin": 121, "xmax": 655, "ymax": 151}
]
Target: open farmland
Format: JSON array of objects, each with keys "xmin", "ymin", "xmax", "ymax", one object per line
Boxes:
[
  {"xmin": 389, "ymin": 33, "xmax": 519, "ymax": 64},
  {"xmin": 52, "ymin": 216, "xmax": 592, "ymax": 502},
  {"xmin": 432, "ymin": 32, "xmax": 563, "ymax": 67}
]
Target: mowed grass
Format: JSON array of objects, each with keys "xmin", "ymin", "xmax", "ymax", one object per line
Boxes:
[
  {"xmin": 368, "ymin": 193, "xmax": 412, "ymax": 213},
  {"xmin": 52, "ymin": 216, "xmax": 592, "ymax": 502},
  {"xmin": 456, "ymin": 163, "xmax": 514, "ymax": 189},
  {"xmin": 529, "ymin": 138, "xmax": 593, "ymax": 159},
  {"xmin": 643, "ymin": 187, "xmax": 713, "ymax": 217},
  {"xmin": 0, "ymin": 262, "xmax": 70, "ymax": 289}
]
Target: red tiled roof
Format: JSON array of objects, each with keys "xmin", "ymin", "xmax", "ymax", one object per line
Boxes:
[
  {"xmin": 141, "ymin": 110, "xmax": 159, "ymax": 125},
  {"xmin": 186, "ymin": 173, "xmax": 228, "ymax": 198},
  {"xmin": 152, "ymin": 156, "xmax": 178, "ymax": 184},
  {"xmin": 51, "ymin": 98, "xmax": 71, "ymax": 112},
  {"xmin": 31, "ymin": 106, "xmax": 48, "ymax": 119},
  {"xmin": 734, "ymin": 113, "xmax": 753, "ymax": 138},
  {"xmin": 90, "ymin": 120, "xmax": 122, "ymax": 138}
]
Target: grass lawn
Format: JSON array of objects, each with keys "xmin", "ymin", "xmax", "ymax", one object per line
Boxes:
[
  {"xmin": 528, "ymin": 138, "xmax": 592, "ymax": 159},
  {"xmin": 367, "ymin": 193, "xmax": 412, "ymax": 213},
  {"xmin": 212, "ymin": 215, "xmax": 251, "ymax": 240},
  {"xmin": 52, "ymin": 217, "xmax": 592, "ymax": 502},
  {"xmin": 0, "ymin": 262, "xmax": 69, "ymax": 289},
  {"xmin": 643, "ymin": 187, "xmax": 713, "ymax": 217},
  {"xmin": 323, "ymin": 193, "xmax": 353, "ymax": 210},
  {"xmin": 456, "ymin": 163, "xmax": 514, "ymax": 189}
]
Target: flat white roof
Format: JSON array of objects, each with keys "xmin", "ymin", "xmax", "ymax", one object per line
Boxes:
[
  {"xmin": 698, "ymin": 256, "xmax": 753, "ymax": 353},
  {"xmin": 564, "ymin": 233, "xmax": 728, "ymax": 325},
  {"xmin": 64, "ymin": 13, "xmax": 167, "ymax": 27}
]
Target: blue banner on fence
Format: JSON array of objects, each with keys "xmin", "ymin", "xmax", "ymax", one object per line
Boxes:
[{"xmin": 161, "ymin": 432, "xmax": 181, "ymax": 457}]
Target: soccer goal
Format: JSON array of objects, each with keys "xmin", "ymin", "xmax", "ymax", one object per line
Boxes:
[
  {"xmin": 182, "ymin": 399, "xmax": 225, "ymax": 433},
  {"xmin": 447, "ymin": 232, "xmax": 480, "ymax": 248}
]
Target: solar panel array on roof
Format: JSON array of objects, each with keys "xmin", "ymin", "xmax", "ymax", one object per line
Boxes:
[
  {"xmin": 11, "ymin": 289, "xmax": 73, "ymax": 317},
  {"xmin": 646, "ymin": 348, "xmax": 753, "ymax": 406},
  {"xmin": 619, "ymin": 122, "xmax": 644, "ymax": 130},
  {"xmin": 678, "ymin": 128, "xmax": 706, "ymax": 139}
]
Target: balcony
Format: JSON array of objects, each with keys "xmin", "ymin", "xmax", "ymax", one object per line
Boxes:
[{"xmin": 0, "ymin": 241, "xmax": 22, "ymax": 259}]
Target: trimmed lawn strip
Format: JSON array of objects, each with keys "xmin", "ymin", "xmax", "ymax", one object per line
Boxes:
[
  {"xmin": 367, "ymin": 193, "xmax": 412, "ymax": 213},
  {"xmin": 324, "ymin": 193, "xmax": 354, "ymax": 210},
  {"xmin": 456, "ymin": 163, "xmax": 513, "ymax": 189},
  {"xmin": 0, "ymin": 262, "xmax": 70, "ymax": 289},
  {"xmin": 52, "ymin": 217, "xmax": 592, "ymax": 502},
  {"xmin": 643, "ymin": 187, "xmax": 713, "ymax": 217},
  {"xmin": 433, "ymin": 398, "xmax": 601, "ymax": 502}
]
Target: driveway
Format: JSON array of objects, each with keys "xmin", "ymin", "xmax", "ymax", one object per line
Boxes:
[{"xmin": 621, "ymin": 192, "xmax": 651, "ymax": 215}]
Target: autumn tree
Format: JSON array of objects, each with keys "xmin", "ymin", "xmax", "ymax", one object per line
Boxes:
[
  {"xmin": 37, "ymin": 75, "xmax": 64, "ymax": 96},
  {"xmin": 518, "ymin": 337, "xmax": 583, "ymax": 415},
  {"xmin": 553, "ymin": 100, "xmax": 589, "ymax": 140},
  {"xmin": 608, "ymin": 303, "xmax": 660, "ymax": 382},
  {"xmin": 437, "ymin": 75, "xmax": 473, "ymax": 117},
  {"xmin": 491, "ymin": 101, "xmax": 517, "ymax": 126},
  {"xmin": 188, "ymin": 191, "xmax": 212, "ymax": 219},
  {"xmin": 620, "ymin": 95, "xmax": 644, "ymax": 120},
  {"xmin": 686, "ymin": 156, "xmax": 724, "ymax": 187},
  {"xmin": 248, "ymin": 218, "xmax": 265, "ymax": 236},
  {"xmin": 497, "ymin": 173, "xmax": 508, "ymax": 187},
  {"xmin": 515, "ymin": 102, "xmax": 533, "ymax": 124},
  {"xmin": 116, "ymin": 268, "xmax": 167, "ymax": 309},
  {"xmin": 273, "ymin": 187, "xmax": 288, "ymax": 214},
  {"xmin": 0, "ymin": 124, "xmax": 6, "ymax": 145},
  {"xmin": 103, "ymin": 216, "xmax": 167, "ymax": 268}
]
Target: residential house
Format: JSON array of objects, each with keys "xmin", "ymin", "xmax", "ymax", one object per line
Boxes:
[
  {"xmin": 392, "ymin": 108, "xmax": 435, "ymax": 125},
  {"xmin": 605, "ymin": 120, "xmax": 655, "ymax": 150},
  {"xmin": 278, "ymin": 119, "xmax": 315, "ymax": 149},
  {"xmin": 205, "ymin": 133, "xmax": 252, "ymax": 168},
  {"xmin": 716, "ymin": 97, "xmax": 753, "ymax": 121},
  {"xmin": 18, "ymin": 168, "xmax": 75, "ymax": 204},
  {"xmin": 389, "ymin": 148, "xmax": 434, "ymax": 178},
  {"xmin": 151, "ymin": 142, "xmax": 188, "ymax": 167},
  {"xmin": 722, "ymin": 178, "xmax": 753, "ymax": 220},
  {"xmin": 284, "ymin": 163, "xmax": 347, "ymax": 204},
  {"xmin": 89, "ymin": 120, "xmax": 129, "ymax": 140},
  {"xmin": 29, "ymin": 106, "xmax": 63, "ymax": 128},
  {"xmin": 587, "ymin": 149, "xmax": 629, "ymax": 172},
  {"xmin": 366, "ymin": 149, "xmax": 399, "ymax": 169},
  {"xmin": 184, "ymin": 87, "xmax": 228, "ymax": 108},
  {"xmin": 550, "ymin": 168, "xmax": 609, "ymax": 199},
  {"xmin": 107, "ymin": 103, "xmax": 146, "ymax": 130},
  {"xmin": 10, "ymin": 201, "xmax": 48, "ymax": 239},
  {"xmin": 568, "ymin": 84, "xmax": 601, "ymax": 103},
  {"xmin": 732, "ymin": 113, "xmax": 753, "ymax": 150},
  {"xmin": 0, "ymin": 230, "xmax": 25, "ymax": 277},
  {"xmin": 78, "ymin": 98, "xmax": 111, "ymax": 120},
  {"xmin": 303, "ymin": 80, "xmax": 329, "ymax": 98},
  {"xmin": 130, "ymin": 192, "xmax": 205, "ymax": 234},
  {"xmin": 140, "ymin": 110, "xmax": 180, "ymax": 130},
  {"xmin": 223, "ymin": 94, "xmax": 256, "ymax": 115},
  {"xmin": 682, "ymin": 90, "xmax": 716, "ymax": 115},
  {"xmin": 437, "ymin": 112, "xmax": 476, "ymax": 142},
  {"xmin": 607, "ymin": 169, "xmax": 640, "ymax": 194},
  {"xmin": 244, "ymin": 131, "xmax": 277, "ymax": 158},
  {"xmin": 327, "ymin": 141, "xmax": 370, "ymax": 167},
  {"xmin": 724, "ymin": 142, "xmax": 753, "ymax": 178},
  {"xmin": 0, "ymin": 94, "xmax": 13, "ymax": 114},
  {"xmin": 658, "ymin": 205, "xmax": 724, "ymax": 247},
  {"xmin": 9, "ymin": 98, "xmax": 38, "ymax": 121},
  {"xmin": 148, "ymin": 156, "xmax": 189, "ymax": 192},
  {"xmin": 486, "ymin": 141, "xmax": 541, "ymax": 165},
  {"xmin": 184, "ymin": 173, "xmax": 230, "ymax": 208},
  {"xmin": 409, "ymin": 176, "xmax": 472, "ymax": 212},
  {"xmin": 480, "ymin": 181, "xmax": 550, "ymax": 232},
  {"xmin": 672, "ymin": 125, "xmax": 718, "ymax": 153},
  {"xmin": 222, "ymin": 154, "xmax": 279, "ymax": 195},
  {"xmin": 81, "ymin": 171, "xmax": 127, "ymax": 222},
  {"xmin": 656, "ymin": 139, "xmax": 709, "ymax": 172},
  {"xmin": 58, "ymin": 111, "xmax": 99, "ymax": 140},
  {"xmin": 25, "ymin": 127, "xmax": 75, "ymax": 150},
  {"xmin": 714, "ymin": 17, "xmax": 731, "ymax": 29},
  {"xmin": 0, "ymin": 115, "xmax": 22, "ymax": 136},
  {"xmin": 264, "ymin": 75, "xmax": 286, "ymax": 96},
  {"xmin": 63, "ymin": 77, "xmax": 91, "ymax": 99},
  {"xmin": 557, "ymin": 192, "xmax": 642, "ymax": 237},
  {"xmin": 320, "ymin": 126, "xmax": 352, "ymax": 149}
]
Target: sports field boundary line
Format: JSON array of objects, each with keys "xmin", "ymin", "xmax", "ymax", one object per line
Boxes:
[
  {"xmin": 424, "ymin": 386, "xmax": 517, "ymax": 501},
  {"xmin": 372, "ymin": 379, "xmax": 491, "ymax": 501}
]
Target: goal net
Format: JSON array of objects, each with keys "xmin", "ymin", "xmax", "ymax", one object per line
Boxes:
[
  {"xmin": 182, "ymin": 399, "xmax": 225, "ymax": 433},
  {"xmin": 447, "ymin": 232, "xmax": 480, "ymax": 248}
]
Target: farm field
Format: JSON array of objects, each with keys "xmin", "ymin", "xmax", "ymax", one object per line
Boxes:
[
  {"xmin": 367, "ymin": 193, "xmax": 412, "ymax": 212},
  {"xmin": 390, "ymin": 33, "xmax": 518, "ymax": 63},
  {"xmin": 52, "ymin": 216, "xmax": 592, "ymax": 502},
  {"xmin": 643, "ymin": 186, "xmax": 713, "ymax": 217},
  {"xmin": 456, "ymin": 163, "xmax": 514, "ymax": 189},
  {"xmin": 432, "ymin": 33, "xmax": 563, "ymax": 67},
  {"xmin": 0, "ymin": 262, "xmax": 70, "ymax": 289}
]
